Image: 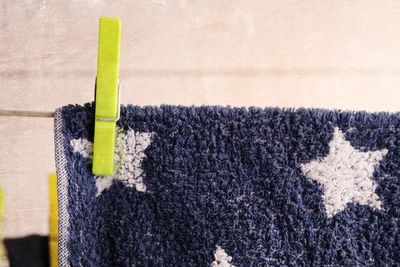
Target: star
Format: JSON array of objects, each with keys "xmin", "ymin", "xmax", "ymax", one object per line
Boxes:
[
  {"xmin": 300, "ymin": 127, "xmax": 388, "ymax": 217},
  {"xmin": 70, "ymin": 128, "xmax": 153, "ymax": 196},
  {"xmin": 212, "ymin": 246, "xmax": 236, "ymax": 267}
]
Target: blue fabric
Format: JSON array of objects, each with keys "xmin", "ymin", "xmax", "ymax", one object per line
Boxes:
[{"xmin": 56, "ymin": 103, "xmax": 400, "ymax": 266}]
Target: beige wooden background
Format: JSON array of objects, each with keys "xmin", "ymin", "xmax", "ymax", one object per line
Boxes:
[{"xmin": 2, "ymin": 0, "xmax": 400, "ymax": 239}]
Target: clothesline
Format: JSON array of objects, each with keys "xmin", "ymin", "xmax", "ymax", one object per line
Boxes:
[{"xmin": 0, "ymin": 109, "xmax": 54, "ymax": 118}]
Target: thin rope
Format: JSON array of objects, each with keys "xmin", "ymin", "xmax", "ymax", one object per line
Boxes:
[{"xmin": 0, "ymin": 109, "xmax": 54, "ymax": 118}]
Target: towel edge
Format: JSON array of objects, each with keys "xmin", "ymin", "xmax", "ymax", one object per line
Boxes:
[{"xmin": 54, "ymin": 108, "xmax": 70, "ymax": 267}]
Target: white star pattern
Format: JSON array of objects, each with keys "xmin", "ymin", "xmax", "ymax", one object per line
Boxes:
[
  {"xmin": 300, "ymin": 127, "xmax": 388, "ymax": 217},
  {"xmin": 70, "ymin": 128, "xmax": 153, "ymax": 196},
  {"xmin": 211, "ymin": 246, "xmax": 236, "ymax": 267}
]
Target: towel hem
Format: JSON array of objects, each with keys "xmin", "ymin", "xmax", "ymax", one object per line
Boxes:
[{"xmin": 54, "ymin": 108, "xmax": 70, "ymax": 267}]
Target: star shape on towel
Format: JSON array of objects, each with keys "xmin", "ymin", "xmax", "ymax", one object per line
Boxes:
[
  {"xmin": 70, "ymin": 128, "xmax": 153, "ymax": 196},
  {"xmin": 212, "ymin": 246, "xmax": 236, "ymax": 267},
  {"xmin": 300, "ymin": 127, "xmax": 388, "ymax": 217}
]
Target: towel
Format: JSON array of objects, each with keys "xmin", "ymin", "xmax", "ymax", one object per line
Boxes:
[
  {"xmin": 0, "ymin": 187, "xmax": 6, "ymax": 266},
  {"xmin": 3, "ymin": 235, "xmax": 50, "ymax": 267},
  {"xmin": 49, "ymin": 173, "xmax": 58, "ymax": 267},
  {"xmin": 54, "ymin": 103, "xmax": 400, "ymax": 266}
]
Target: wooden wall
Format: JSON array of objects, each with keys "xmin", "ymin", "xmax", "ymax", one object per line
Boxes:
[{"xmin": 2, "ymin": 0, "xmax": 400, "ymax": 238}]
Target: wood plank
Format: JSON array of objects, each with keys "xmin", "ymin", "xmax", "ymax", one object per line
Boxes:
[{"xmin": 2, "ymin": 0, "xmax": 400, "ymax": 239}]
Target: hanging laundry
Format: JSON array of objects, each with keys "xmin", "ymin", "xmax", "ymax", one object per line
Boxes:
[
  {"xmin": 49, "ymin": 173, "xmax": 58, "ymax": 267},
  {"xmin": 3, "ymin": 235, "xmax": 49, "ymax": 267},
  {"xmin": 54, "ymin": 103, "xmax": 400, "ymax": 266}
]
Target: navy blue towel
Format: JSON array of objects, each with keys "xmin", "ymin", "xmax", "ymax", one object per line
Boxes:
[{"xmin": 54, "ymin": 103, "xmax": 400, "ymax": 266}]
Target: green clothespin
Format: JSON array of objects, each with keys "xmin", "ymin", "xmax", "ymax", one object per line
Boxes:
[{"xmin": 92, "ymin": 17, "xmax": 121, "ymax": 175}]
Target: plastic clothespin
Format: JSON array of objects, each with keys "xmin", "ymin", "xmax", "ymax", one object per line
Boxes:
[{"xmin": 92, "ymin": 17, "xmax": 121, "ymax": 175}]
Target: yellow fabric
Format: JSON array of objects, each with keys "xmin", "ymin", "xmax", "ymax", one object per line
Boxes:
[
  {"xmin": 49, "ymin": 173, "xmax": 58, "ymax": 267},
  {"xmin": 93, "ymin": 17, "xmax": 121, "ymax": 175},
  {"xmin": 0, "ymin": 187, "xmax": 5, "ymax": 264},
  {"xmin": 0, "ymin": 187, "xmax": 3, "ymax": 237}
]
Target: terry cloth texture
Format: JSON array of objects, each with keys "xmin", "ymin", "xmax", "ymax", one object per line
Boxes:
[
  {"xmin": 54, "ymin": 103, "xmax": 400, "ymax": 266},
  {"xmin": 4, "ymin": 235, "xmax": 50, "ymax": 267}
]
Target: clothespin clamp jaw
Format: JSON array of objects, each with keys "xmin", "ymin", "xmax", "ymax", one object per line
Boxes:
[
  {"xmin": 96, "ymin": 79, "xmax": 121, "ymax": 123},
  {"xmin": 92, "ymin": 17, "xmax": 121, "ymax": 176}
]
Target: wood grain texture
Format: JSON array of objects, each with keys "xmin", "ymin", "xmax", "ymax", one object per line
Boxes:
[{"xmin": 1, "ymin": 0, "xmax": 400, "ymax": 238}]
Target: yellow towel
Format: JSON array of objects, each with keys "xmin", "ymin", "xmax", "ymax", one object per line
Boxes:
[
  {"xmin": 0, "ymin": 186, "xmax": 7, "ymax": 265},
  {"xmin": 0, "ymin": 187, "xmax": 3, "ymax": 236},
  {"xmin": 49, "ymin": 173, "xmax": 58, "ymax": 267}
]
